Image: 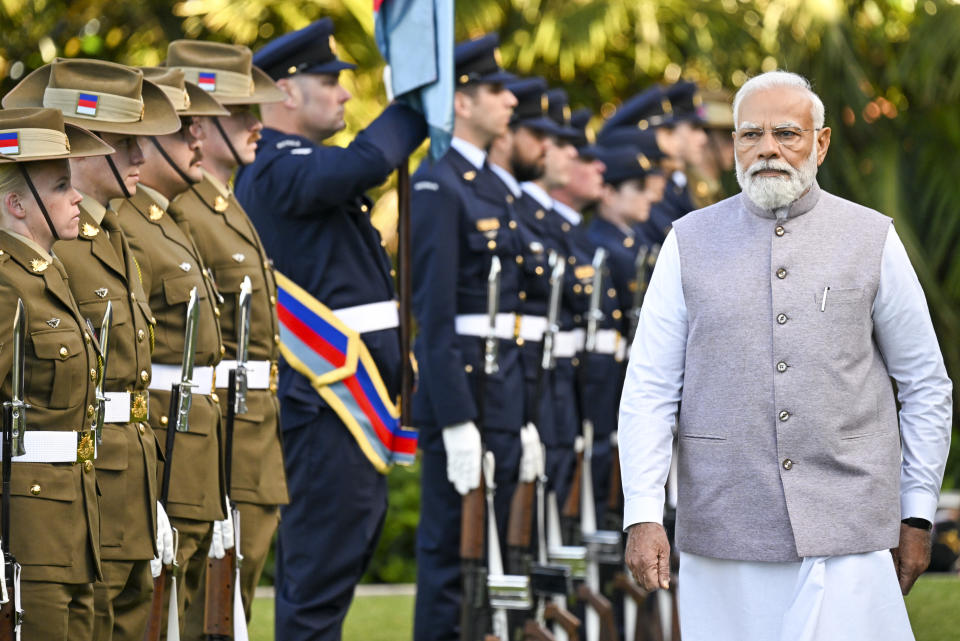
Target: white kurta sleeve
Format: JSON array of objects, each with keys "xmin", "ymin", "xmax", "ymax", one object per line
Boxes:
[
  {"xmin": 619, "ymin": 230, "xmax": 688, "ymax": 529},
  {"xmin": 872, "ymin": 225, "xmax": 953, "ymax": 523}
]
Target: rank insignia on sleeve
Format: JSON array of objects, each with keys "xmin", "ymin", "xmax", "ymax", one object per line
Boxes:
[
  {"xmin": 46, "ymin": 318, "xmax": 60, "ymax": 328},
  {"xmin": 475, "ymin": 218, "xmax": 500, "ymax": 233},
  {"xmin": 30, "ymin": 258, "xmax": 49, "ymax": 273},
  {"xmin": 214, "ymin": 196, "xmax": 228, "ymax": 213},
  {"xmin": 232, "ymin": 253, "xmax": 245, "ymax": 263},
  {"xmin": 81, "ymin": 222, "xmax": 99, "ymax": 238},
  {"xmin": 148, "ymin": 205, "xmax": 164, "ymax": 221},
  {"xmin": 179, "ymin": 262, "xmax": 192, "ymax": 272},
  {"xmin": 413, "ymin": 181, "xmax": 438, "ymax": 192},
  {"xmin": 95, "ymin": 288, "xmax": 108, "ymax": 298}
]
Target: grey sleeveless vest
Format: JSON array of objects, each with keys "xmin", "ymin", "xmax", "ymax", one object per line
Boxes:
[{"xmin": 671, "ymin": 183, "xmax": 900, "ymax": 562}]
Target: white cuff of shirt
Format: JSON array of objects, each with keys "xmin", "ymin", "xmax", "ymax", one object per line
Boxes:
[
  {"xmin": 900, "ymin": 489, "xmax": 939, "ymax": 524},
  {"xmin": 623, "ymin": 494, "xmax": 665, "ymax": 531}
]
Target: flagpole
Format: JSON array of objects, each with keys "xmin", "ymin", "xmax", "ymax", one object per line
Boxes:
[{"xmin": 397, "ymin": 157, "xmax": 413, "ymax": 428}]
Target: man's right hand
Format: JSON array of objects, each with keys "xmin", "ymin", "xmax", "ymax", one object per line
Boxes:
[
  {"xmin": 625, "ymin": 522, "xmax": 671, "ymax": 592},
  {"xmin": 442, "ymin": 421, "xmax": 482, "ymax": 495}
]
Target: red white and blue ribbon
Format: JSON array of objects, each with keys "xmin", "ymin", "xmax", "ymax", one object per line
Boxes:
[{"xmin": 275, "ymin": 272, "xmax": 417, "ymax": 472}]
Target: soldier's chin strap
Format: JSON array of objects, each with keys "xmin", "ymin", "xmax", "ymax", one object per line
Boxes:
[
  {"xmin": 211, "ymin": 117, "xmax": 246, "ymax": 168},
  {"xmin": 148, "ymin": 136, "xmax": 198, "ymax": 187},
  {"xmin": 105, "ymin": 155, "xmax": 131, "ymax": 199},
  {"xmin": 16, "ymin": 163, "xmax": 60, "ymax": 242}
]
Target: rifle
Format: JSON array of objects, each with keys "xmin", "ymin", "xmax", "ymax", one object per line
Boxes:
[
  {"xmin": 91, "ymin": 301, "xmax": 113, "ymax": 445},
  {"xmin": 204, "ymin": 277, "xmax": 253, "ymax": 640},
  {"xmin": 460, "ymin": 257, "xmax": 501, "ymax": 641},
  {"xmin": 625, "ymin": 245, "xmax": 658, "ymax": 345},
  {"xmin": 144, "ymin": 287, "xmax": 200, "ymax": 641},
  {"xmin": 0, "ymin": 300, "xmax": 27, "ymax": 641},
  {"xmin": 604, "ymin": 432, "xmax": 622, "ymax": 533},
  {"xmin": 507, "ymin": 252, "xmax": 565, "ymax": 577},
  {"xmin": 560, "ymin": 441, "xmax": 584, "ymax": 545}
]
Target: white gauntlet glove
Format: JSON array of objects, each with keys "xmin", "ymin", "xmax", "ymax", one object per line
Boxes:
[
  {"xmin": 442, "ymin": 421, "xmax": 482, "ymax": 495},
  {"xmin": 208, "ymin": 497, "xmax": 236, "ymax": 560},
  {"xmin": 151, "ymin": 501, "xmax": 175, "ymax": 578},
  {"xmin": 518, "ymin": 422, "xmax": 544, "ymax": 483}
]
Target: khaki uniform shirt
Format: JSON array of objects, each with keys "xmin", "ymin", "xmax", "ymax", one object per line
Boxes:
[
  {"xmin": 54, "ymin": 195, "xmax": 159, "ymax": 560},
  {"xmin": 115, "ymin": 185, "xmax": 226, "ymax": 523},
  {"xmin": 171, "ymin": 173, "xmax": 287, "ymax": 506},
  {"xmin": 0, "ymin": 231, "xmax": 100, "ymax": 583}
]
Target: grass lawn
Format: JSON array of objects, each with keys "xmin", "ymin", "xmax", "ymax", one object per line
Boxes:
[{"xmin": 247, "ymin": 574, "xmax": 960, "ymax": 641}]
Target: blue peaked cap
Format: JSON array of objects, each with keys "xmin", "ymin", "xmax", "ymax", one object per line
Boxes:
[{"xmin": 254, "ymin": 18, "xmax": 357, "ymax": 80}]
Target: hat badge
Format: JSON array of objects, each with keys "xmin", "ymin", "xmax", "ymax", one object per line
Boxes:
[
  {"xmin": 541, "ymin": 94, "xmax": 550, "ymax": 113},
  {"xmin": 328, "ymin": 35, "xmax": 338, "ymax": 56},
  {"xmin": 637, "ymin": 154, "xmax": 651, "ymax": 170}
]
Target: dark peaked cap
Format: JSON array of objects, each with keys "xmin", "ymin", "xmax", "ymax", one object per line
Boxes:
[
  {"xmin": 663, "ymin": 81, "xmax": 706, "ymax": 125},
  {"xmin": 596, "ymin": 126, "xmax": 667, "ymax": 168},
  {"xmin": 600, "ymin": 86, "xmax": 674, "ymax": 133},
  {"xmin": 254, "ymin": 18, "xmax": 357, "ymax": 81},
  {"xmin": 569, "ymin": 108, "xmax": 603, "ymax": 158},
  {"xmin": 504, "ymin": 76, "xmax": 557, "ymax": 135},
  {"xmin": 544, "ymin": 88, "xmax": 579, "ymax": 141},
  {"xmin": 593, "ymin": 146, "xmax": 655, "ymax": 185},
  {"xmin": 454, "ymin": 34, "xmax": 513, "ymax": 87}
]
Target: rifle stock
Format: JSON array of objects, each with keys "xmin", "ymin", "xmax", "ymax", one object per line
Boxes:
[
  {"xmin": 460, "ymin": 480, "xmax": 489, "ymax": 641},
  {"xmin": 605, "ymin": 436, "xmax": 622, "ymax": 531},
  {"xmin": 523, "ymin": 619, "xmax": 557, "ymax": 641},
  {"xmin": 544, "ymin": 602, "xmax": 580, "ymax": 641},
  {"xmin": 506, "ymin": 480, "xmax": 535, "ymax": 573},
  {"xmin": 560, "ymin": 449, "xmax": 583, "ymax": 542},
  {"xmin": 203, "ymin": 548, "xmax": 236, "ymax": 637},
  {"xmin": 143, "ymin": 570, "xmax": 166, "ymax": 641},
  {"xmin": 575, "ymin": 583, "xmax": 618, "ymax": 641}
]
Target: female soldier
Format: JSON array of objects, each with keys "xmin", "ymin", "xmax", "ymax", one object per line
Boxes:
[{"xmin": 0, "ymin": 107, "xmax": 112, "ymax": 640}]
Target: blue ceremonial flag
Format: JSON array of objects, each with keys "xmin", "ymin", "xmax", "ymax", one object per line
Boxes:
[{"xmin": 374, "ymin": 0, "xmax": 454, "ymax": 160}]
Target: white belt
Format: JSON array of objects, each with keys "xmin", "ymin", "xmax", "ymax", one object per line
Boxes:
[
  {"xmin": 149, "ymin": 364, "xmax": 215, "ymax": 395},
  {"xmin": 1, "ymin": 430, "xmax": 96, "ymax": 463},
  {"xmin": 553, "ymin": 330, "xmax": 584, "ymax": 359},
  {"xmin": 455, "ymin": 313, "xmax": 516, "ymax": 340},
  {"xmin": 517, "ymin": 315, "xmax": 548, "ymax": 342},
  {"xmin": 103, "ymin": 390, "xmax": 150, "ymax": 424},
  {"xmin": 332, "ymin": 301, "xmax": 399, "ymax": 334},
  {"xmin": 215, "ymin": 360, "xmax": 272, "ymax": 390},
  {"xmin": 591, "ymin": 329, "xmax": 625, "ymax": 358}
]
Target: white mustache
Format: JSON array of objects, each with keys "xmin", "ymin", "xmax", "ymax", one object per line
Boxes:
[{"xmin": 749, "ymin": 159, "xmax": 796, "ymax": 177}]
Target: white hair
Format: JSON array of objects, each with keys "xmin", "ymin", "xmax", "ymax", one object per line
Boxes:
[{"xmin": 732, "ymin": 71, "xmax": 825, "ymax": 129}]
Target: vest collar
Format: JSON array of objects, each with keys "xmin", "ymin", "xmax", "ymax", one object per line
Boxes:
[{"xmin": 742, "ymin": 181, "xmax": 822, "ymax": 220}]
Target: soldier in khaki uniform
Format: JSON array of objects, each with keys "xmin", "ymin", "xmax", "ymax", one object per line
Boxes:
[
  {"xmin": 112, "ymin": 72, "xmax": 230, "ymax": 634},
  {"xmin": 0, "ymin": 108, "xmax": 113, "ymax": 640},
  {"xmin": 3, "ymin": 58, "xmax": 183, "ymax": 641},
  {"xmin": 163, "ymin": 40, "xmax": 290, "ymax": 626}
]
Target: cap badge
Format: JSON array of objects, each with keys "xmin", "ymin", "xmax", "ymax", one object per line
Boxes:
[
  {"xmin": 662, "ymin": 98, "xmax": 673, "ymax": 114},
  {"xmin": 637, "ymin": 154, "xmax": 651, "ymax": 170},
  {"xmin": 148, "ymin": 204, "xmax": 164, "ymax": 221},
  {"xmin": 76, "ymin": 93, "xmax": 99, "ymax": 117},
  {"xmin": 0, "ymin": 131, "xmax": 20, "ymax": 156},
  {"xmin": 81, "ymin": 222, "xmax": 99, "ymax": 238},
  {"xmin": 46, "ymin": 317, "xmax": 60, "ymax": 328},
  {"xmin": 213, "ymin": 195, "xmax": 228, "ymax": 213},
  {"xmin": 95, "ymin": 288, "xmax": 108, "ymax": 298},
  {"xmin": 328, "ymin": 35, "xmax": 338, "ymax": 56},
  {"xmin": 541, "ymin": 94, "xmax": 550, "ymax": 113},
  {"xmin": 30, "ymin": 258, "xmax": 49, "ymax": 273},
  {"xmin": 198, "ymin": 72, "xmax": 217, "ymax": 92},
  {"xmin": 179, "ymin": 262, "xmax": 192, "ymax": 272},
  {"xmin": 232, "ymin": 253, "xmax": 245, "ymax": 263}
]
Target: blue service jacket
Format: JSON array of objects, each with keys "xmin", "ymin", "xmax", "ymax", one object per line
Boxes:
[
  {"xmin": 587, "ymin": 218, "xmax": 641, "ymax": 318},
  {"xmin": 235, "ymin": 103, "xmax": 427, "ymax": 413},
  {"xmin": 410, "ymin": 149, "xmax": 528, "ymax": 444},
  {"xmin": 638, "ymin": 171, "xmax": 695, "ymax": 247}
]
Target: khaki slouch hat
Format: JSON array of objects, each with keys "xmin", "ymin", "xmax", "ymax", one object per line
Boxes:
[{"xmin": 166, "ymin": 40, "xmax": 285, "ymax": 106}]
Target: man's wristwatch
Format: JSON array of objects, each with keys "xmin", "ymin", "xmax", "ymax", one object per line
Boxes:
[{"xmin": 901, "ymin": 517, "xmax": 933, "ymax": 531}]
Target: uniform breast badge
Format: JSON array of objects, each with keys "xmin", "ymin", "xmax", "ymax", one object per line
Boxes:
[
  {"xmin": 232, "ymin": 253, "xmax": 245, "ymax": 263},
  {"xmin": 131, "ymin": 390, "xmax": 149, "ymax": 423},
  {"xmin": 46, "ymin": 318, "xmax": 61, "ymax": 328},
  {"xmin": 76, "ymin": 430, "xmax": 95, "ymax": 464},
  {"xmin": 95, "ymin": 288, "xmax": 108, "ymax": 298}
]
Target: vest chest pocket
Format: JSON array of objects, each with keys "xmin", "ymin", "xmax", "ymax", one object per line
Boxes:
[
  {"xmin": 814, "ymin": 287, "xmax": 864, "ymax": 319},
  {"xmin": 27, "ymin": 329, "xmax": 86, "ymax": 409}
]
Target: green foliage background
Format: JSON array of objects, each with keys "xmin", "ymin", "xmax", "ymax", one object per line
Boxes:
[{"xmin": 2, "ymin": 0, "xmax": 958, "ymax": 581}]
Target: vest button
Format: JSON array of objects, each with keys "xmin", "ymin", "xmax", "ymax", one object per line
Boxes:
[
  {"xmin": 777, "ymin": 313, "xmax": 788, "ymax": 324},
  {"xmin": 779, "ymin": 410, "xmax": 790, "ymax": 421},
  {"xmin": 775, "ymin": 226, "xmax": 785, "ymax": 237},
  {"xmin": 776, "ymin": 268, "xmax": 787, "ymax": 279},
  {"xmin": 782, "ymin": 458, "xmax": 793, "ymax": 470},
  {"xmin": 776, "ymin": 361, "xmax": 788, "ymax": 372}
]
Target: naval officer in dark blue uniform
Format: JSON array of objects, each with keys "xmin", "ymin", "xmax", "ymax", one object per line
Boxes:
[
  {"xmin": 234, "ymin": 18, "xmax": 427, "ymax": 641},
  {"xmin": 411, "ymin": 35, "xmax": 544, "ymax": 641}
]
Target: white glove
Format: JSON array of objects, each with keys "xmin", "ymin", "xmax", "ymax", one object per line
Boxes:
[
  {"xmin": 442, "ymin": 421, "xmax": 482, "ymax": 495},
  {"xmin": 518, "ymin": 422, "xmax": 544, "ymax": 483},
  {"xmin": 151, "ymin": 501, "xmax": 174, "ymax": 578},
  {"xmin": 208, "ymin": 498, "xmax": 236, "ymax": 559}
]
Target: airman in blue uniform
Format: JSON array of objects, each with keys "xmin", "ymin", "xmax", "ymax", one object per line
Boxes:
[
  {"xmin": 410, "ymin": 35, "xmax": 544, "ymax": 641},
  {"xmin": 233, "ymin": 18, "xmax": 427, "ymax": 641}
]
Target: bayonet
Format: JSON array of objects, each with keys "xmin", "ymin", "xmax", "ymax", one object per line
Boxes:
[
  {"xmin": 92, "ymin": 301, "xmax": 113, "ymax": 444},
  {"xmin": 584, "ymin": 248, "xmax": 607, "ymax": 354},
  {"xmin": 541, "ymin": 252, "xmax": 566, "ymax": 372},
  {"xmin": 175, "ymin": 287, "xmax": 200, "ymax": 433},
  {"xmin": 233, "ymin": 276, "xmax": 252, "ymax": 415},
  {"xmin": 6, "ymin": 300, "xmax": 27, "ymax": 457},
  {"xmin": 484, "ymin": 256, "xmax": 502, "ymax": 376}
]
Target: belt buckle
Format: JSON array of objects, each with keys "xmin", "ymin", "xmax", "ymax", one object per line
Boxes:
[
  {"xmin": 269, "ymin": 362, "xmax": 279, "ymax": 393},
  {"xmin": 76, "ymin": 430, "xmax": 95, "ymax": 464},
  {"xmin": 131, "ymin": 390, "xmax": 149, "ymax": 422}
]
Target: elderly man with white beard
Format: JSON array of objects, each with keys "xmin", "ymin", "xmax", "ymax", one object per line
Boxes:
[{"xmin": 618, "ymin": 70, "xmax": 952, "ymax": 641}]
